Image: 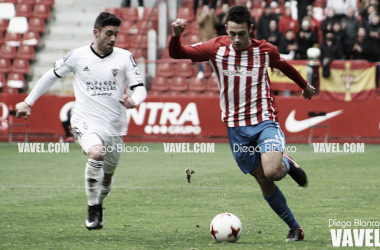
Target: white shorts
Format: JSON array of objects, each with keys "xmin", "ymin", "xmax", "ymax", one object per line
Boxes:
[{"xmin": 72, "ymin": 125, "xmax": 123, "ymax": 174}]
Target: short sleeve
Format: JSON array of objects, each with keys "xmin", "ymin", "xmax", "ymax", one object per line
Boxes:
[
  {"xmin": 125, "ymin": 53, "xmax": 144, "ymax": 90},
  {"xmin": 54, "ymin": 50, "xmax": 75, "ymax": 78}
]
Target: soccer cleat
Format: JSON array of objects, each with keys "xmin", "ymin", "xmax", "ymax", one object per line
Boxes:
[
  {"xmin": 286, "ymin": 228, "xmax": 305, "ymax": 242},
  {"xmin": 86, "ymin": 204, "xmax": 104, "ymax": 231},
  {"xmin": 283, "ymin": 153, "xmax": 308, "ymax": 187}
]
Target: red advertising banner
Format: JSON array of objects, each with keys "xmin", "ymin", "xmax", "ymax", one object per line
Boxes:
[{"xmin": 1, "ymin": 93, "xmax": 380, "ymax": 143}]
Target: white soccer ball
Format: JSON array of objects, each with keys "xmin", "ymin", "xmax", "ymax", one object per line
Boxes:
[{"xmin": 210, "ymin": 212, "xmax": 243, "ymax": 243}]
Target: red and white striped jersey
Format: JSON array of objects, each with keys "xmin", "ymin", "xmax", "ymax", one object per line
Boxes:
[{"xmin": 169, "ymin": 36, "xmax": 307, "ymax": 127}]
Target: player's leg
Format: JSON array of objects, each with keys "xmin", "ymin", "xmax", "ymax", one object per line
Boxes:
[
  {"xmin": 76, "ymin": 131, "xmax": 105, "ymax": 230},
  {"xmin": 257, "ymin": 121, "xmax": 307, "ymax": 186},
  {"xmin": 99, "ymin": 136, "xmax": 122, "ymax": 203},
  {"xmin": 250, "ymin": 165, "xmax": 304, "ymax": 241}
]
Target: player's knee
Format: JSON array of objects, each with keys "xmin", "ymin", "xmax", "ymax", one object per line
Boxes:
[
  {"xmin": 262, "ymin": 162, "xmax": 286, "ymax": 181},
  {"xmin": 87, "ymin": 145, "xmax": 104, "ymax": 161}
]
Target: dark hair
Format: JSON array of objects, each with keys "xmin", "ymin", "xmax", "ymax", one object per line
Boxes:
[
  {"xmin": 94, "ymin": 12, "xmax": 121, "ymax": 30},
  {"xmin": 226, "ymin": 5, "xmax": 252, "ymax": 29}
]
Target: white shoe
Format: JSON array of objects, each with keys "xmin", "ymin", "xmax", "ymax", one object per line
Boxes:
[{"xmin": 196, "ymin": 71, "xmax": 204, "ymax": 80}]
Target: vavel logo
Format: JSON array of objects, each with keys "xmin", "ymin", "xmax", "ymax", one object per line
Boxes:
[{"xmin": 127, "ymin": 102, "xmax": 201, "ymax": 135}]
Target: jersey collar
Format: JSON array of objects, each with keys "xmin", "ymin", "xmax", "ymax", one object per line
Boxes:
[{"xmin": 90, "ymin": 43, "xmax": 113, "ymax": 59}]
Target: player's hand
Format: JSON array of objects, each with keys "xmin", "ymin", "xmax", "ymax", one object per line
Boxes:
[
  {"xmin": 172, "ymin": 18, "xmax": 187, "ymax": 37},
  {"xmin": 119, "ymin": 94, "xmax": 136, "ymax": 109},
  {"xmin": 302, "ymin": 84, "xmax": 316, "ymax": 100},
  {"xmin": 15, "ymin": 101, "xmax": 31, "ymax": 120}
]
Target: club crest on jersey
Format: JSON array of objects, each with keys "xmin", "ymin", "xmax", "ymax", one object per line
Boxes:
[{"xmin": 112, "ymin": 69, "xmax": 119, "ymax": 77}]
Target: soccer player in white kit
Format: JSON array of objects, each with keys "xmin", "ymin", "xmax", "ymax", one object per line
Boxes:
[{"xmin": 15, "ymin": 12, "xmax": 147, "ymax": 230}]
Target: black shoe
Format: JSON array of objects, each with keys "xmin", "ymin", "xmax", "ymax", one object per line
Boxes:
[
  {"xmin": 283, "ymin": 153, "xmax": 308, "ymax": 187},
  {"xmin": 86, "ymin": 204, "xmax": 104, "ymax": 231},
  {"xmin": 286, "ymin": 228, "xmax": 305, "ymax": 242}
]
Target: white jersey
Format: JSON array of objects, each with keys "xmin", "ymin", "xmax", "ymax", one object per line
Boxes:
[{"xmin": 54, "ymin": 45, "xmax": 143, "ymax": 136}]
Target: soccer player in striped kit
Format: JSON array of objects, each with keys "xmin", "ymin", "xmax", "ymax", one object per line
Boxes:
[{"xmin": 169, "ymin": 5, "xmax": 315, "ymax": 241}]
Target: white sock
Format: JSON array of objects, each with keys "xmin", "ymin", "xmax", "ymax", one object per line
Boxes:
[
  {"xmin": 85, "ymin": 159, "xmax": 104, "ymax": 206},
  {"xmin": 99, "ymin": 177, "xmax": 114, "ymax": 204}
]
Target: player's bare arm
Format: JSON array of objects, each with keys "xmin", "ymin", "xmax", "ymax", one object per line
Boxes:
[
  {"xmin": 302, "ymin": 84, "xmax": 316, "ymax": 100},
  {"xmin": 172, "ymin": 18, "xmax": 187, "ymax": 37},
  {"xmin": 15, "ymin": 101, "xmax": 31, "ymax": 119}
]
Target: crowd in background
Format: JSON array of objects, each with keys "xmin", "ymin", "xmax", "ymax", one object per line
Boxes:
[{"xmin": 188, "ymin": 0, "xmax": 380, "ymax": 79}]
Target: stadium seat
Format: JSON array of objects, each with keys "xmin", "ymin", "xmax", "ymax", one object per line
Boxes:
[
  {"xmin": 0, "ymin": 73, "xmax": 6, "ymax": 89},
  {"xmin": 19, "ymin": 0, "xmax": 37, "ymax": 4},
  {"xmin": 181, "ymin": 0, "xmax": 193, "ymax": 8},
  {"xmin": 32, "ymin": 4, "xmax": 51, "ymax": 19},
  {"xmin": 170, "ymin": 76, "xmax": 188, "ymax": 93},
  {"xmin": 183, "ymin": 34, "xmax": 199, "ymax": 45},
  {"xmin": 15, "ymin": 45, "xmax": 35, "ymax": 60},
  {"xmin": 0, "ymin": 32, "xmax": 4, "ymax": 45},
  {"xmin": 104, "ymin": 7, "xmax": 122, "ymax": 18},
  {"xmin": 4, "ymin": 31, "xmax": 22, "ymax": 46},
  {"xmin": 0, "ymin": 0, "xmax": 18, "ymax": 3},
  {"xmin": 130, "ymin": 48, "xmax": 147, "ymax": 59},
  {"xmin": 129, "ymin": 34, "xmax": 148, "ymax": 49},
  {"xmin": 156, "ymin": 62, "xmax": 175, "ymax": 77},
  {"xmin": 150, "ymin": 76, "xmax": 170, "ymax": 94},
  {"xmin": 177, "ymin": 7, "xmax": 194, "ymax": 20},
  {"xmin": 160, "ymin": 48, "xmax": 171, "ymax": 60},
  {"xmin": 0, "ymin": 58, "xmax": 12, "ymax": 73},
  {"xmin": 203, "ymin": 63, "xmax": 212, "ymax": 78},
  {"xmin": 120, "ymin": 7, "xmax": 139, "ymax": 21},
  {"xmin": 119, "ymin": 20, "xmax": 136, "ymax": 35},
  {"xmin": 0, "ymin": 3, "xmax": 16, "ymax": 19},
  {"xmin": 11, "ymin": 58, "xmax": 30, "ymax": 74},
  {"xmin": 7, "ymin": 72, "xmax": 25, "ymax": 88},
  {"xmin": 174, "ymin": 62, "xmax": 194, "ymax": 77},
  {"xmin": 188, "ymin": 76, "xmax": 206, "ymax": 93},
  {"xmin": 115, "ymin": 33, "xmax": 129, "ymax": 49},
  {"xmin": 205, "ymin": 76, "xmax": 219, "ymax": 95},
  {"xmin": 0, "ymin": 18, "xmax": 9, "ymax": 33},
  {"xmin": 7, "ymin": 16, "xmax": 28, "ymax": 34},
  {"xmin": 189, "ymin": 21, "xmax": 199, "ymax": 35},
  {"xmin": 28, "ymin": 17, "xmax": 46, "ymax": 33},
  {"xmin": 135, "ymin": 20, "xmax": 157, "ymax": 34},
  {"xmin": 0, "ymin": 44, "xmax": 16, "ymax": 59},
  {"xmin": 36, "ymin": 0, "xmax": 55, "ymax": 6},
  {"xmin": 15, "ymin": 3, "xmax": 32, "ymax": 18},
  {"xmin": 141, "ymin": 7, "xmax": 159, "ymax": 22},
  {"xmin": 22, "ymin": 30, "xmax": 40, "ymax": 46}
]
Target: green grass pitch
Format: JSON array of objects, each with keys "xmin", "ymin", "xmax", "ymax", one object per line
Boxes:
[{"xmin": 0, "ymin": 142, "xmax": 379, "ymax": 249}]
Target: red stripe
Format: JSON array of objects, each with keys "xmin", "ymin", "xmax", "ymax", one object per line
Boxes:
[
  {"xmin": 244, "ymin": 48, "xmax": 253, "ymax": 126},
  {"xmin": 222, "ymin": 48, "xmax": 230, "ymax": 124},
  {"xmin": 256, "ymin": 50, "xmax": 266, "ymax": 124},
  {"xmin": 233, "ymin": 51, "xmax": 241, "ymax": 127}
]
